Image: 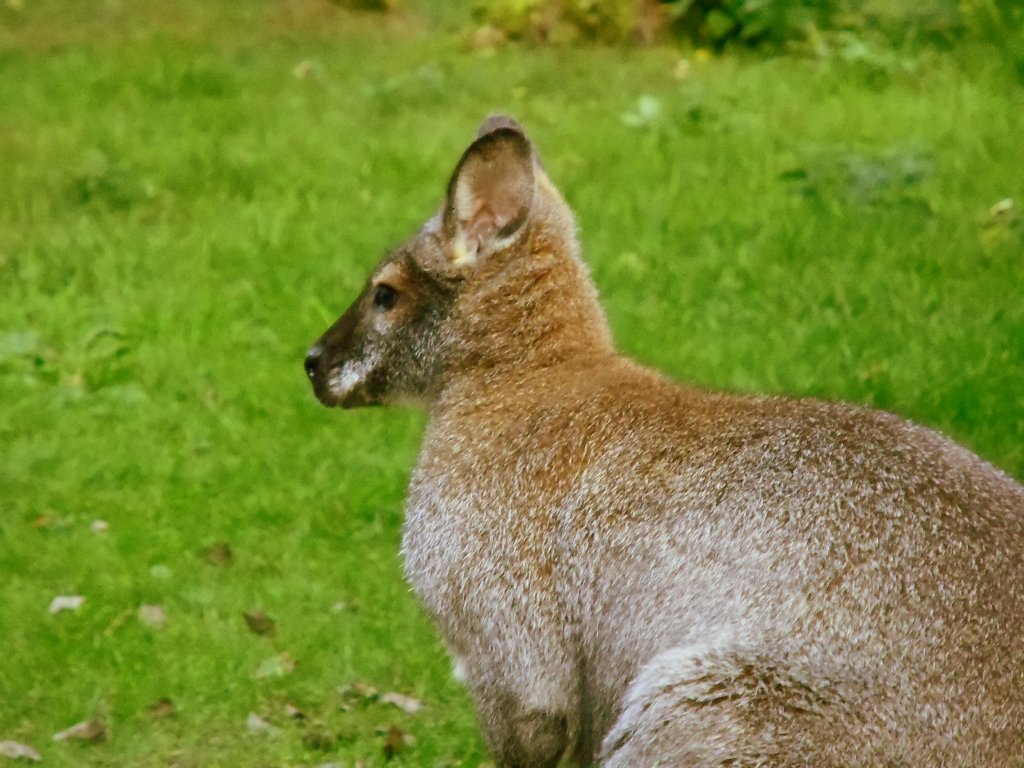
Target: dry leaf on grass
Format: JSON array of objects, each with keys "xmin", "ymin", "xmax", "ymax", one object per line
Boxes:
[
  {"xmin": 48, "ymin": 595, "xmax": 84, "ymax": 614},
  {"xmin": 380, "ymin": 692, "xmax": 423, "ymax": 715},
  {"xmin": 147, "ymin": 698, "xmax": 176, "ymax": 719},
  {"xmin": 291, "ymin": 59, "xmax": 323, "ymax": 80},
  {"xmin": 137, "ymin": 604, "xmax": 167, "ymax": 629},
  {"xmin": 30, "ymin": 513, "xmax": 72, "ymax": 530},
  {"xmin": 0, "ymin": 741, "xmax": 41, "ymax": 762},
  {"xmin": 331, "ymin": 597, "xmax": 361, "ymax": 612},
  {"xmin": 350, "ymin": 681, "xmax": 377, "ymax": 697},
  {"xmin": 52, "ymin": 720, "xmax": 105, "ymax": 743},
  {"xmin": 339, "ymin": 681, "xmax": 378, "ymax": 699},
  {"xmin": 381, "ymin": 724, "xmax": 413, "ymax": 759},
  {"xmin": 245, "ymin": 713, "xmax": 277, "ymax": 736},
  {"xmin": 302, "ymin": 730, "xmax": 336, "ymax": 751},
  {"xmin": 243, "ymin": 610, "xmax": 275, "ymax": 636},
  {"xmin": 254, "ymin": 652, "xmax": 296, "ymax": 679},
  {"xmin": 990, "ymin": 197, "xmax": 1014, "ymax": 217},
  {"xmin": 202, "ymin": 541, "xmax": 233, "ymax": 566},
  {"xmin": 338, "ymin": 681, "xmax": 378, "ymax": 710},
  {"xmin": 148, "ymin": 564, "xmax": 172, "ymax": 580}
]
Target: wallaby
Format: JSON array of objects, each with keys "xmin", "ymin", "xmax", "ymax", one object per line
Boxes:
[{"xmin": 305, "ymin": 116, "xmax": 1024, "ymax": 767}]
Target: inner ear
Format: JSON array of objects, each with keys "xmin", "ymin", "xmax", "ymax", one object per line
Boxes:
[{"xmin": 443, "ymin": 127, "xmax": 535, "ymax": 267}]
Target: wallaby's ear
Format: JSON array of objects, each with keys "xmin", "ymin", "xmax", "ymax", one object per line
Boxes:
[
  {"xmin": 475, "ymin": 114, "xmax": 526, "ymax": 138},
  {"xmin": 443, "ymin": 119, "xmax": 535, "ymax": 268}
]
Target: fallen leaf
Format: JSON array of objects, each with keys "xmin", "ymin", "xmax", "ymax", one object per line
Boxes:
[
  {"xmin": 137, "ymin": 604, "xmax": 167, "ymax": 629},
  {"xmin": 30, "ymin": 513, "xmax": 71, "ymax": 530},
  {"xmin": 338, "ymin": 681, "xmax": 378, "ymax": 709},
  {"xmin": 48, "ymin": 595, "xmax": 84, "ymax": 615},
  {"xmin": 381, "ymin": 724, "xmax": 412, "ymax": 759},
  {"xmin": 292, "ymin": 59, "xmax": 322, "ymax": 80},
  {"xmin": 148, "ymin": 698, "xmax": 176, "ymax": 719},
  {"xmin": 52, "ymin": 720, "xmax": 105, "ymax": 743},
  {"xmin": 302, "ymin": 730, "xmax": 336, "ymax": 751},
  {"xmin": 331, "ymin": 597, "xmax": 361, "ymax": 613},
  {"xmin": 380, "ymin": 692, "xmax": 423, "ymax": 715},
  {"xmin": 0, "ymin": 741, "xmax": 41, "ymax": 762},
  {"xmin": 243, "ymin": 610, "xmax": 275, "ymax": 636},
  {"xmin": 350, "ymin": 681, "xmax": 378, "ymax": 698},
  {"xmin": 148, "ymin": 564, "xmax": 173, "ymax": 580},
  {"xmin": 254, "ymin": 652, "xmax": 296, "ymax": 679},
  {"xmin": 990, "ymin": 197, "xmax": 1015, "ymax": 218},
  {"xmin": 202, "ymin": 541, "xmax": 233, "ymax": 566},
  {"xmin": 245, "ymin": 713, "xmax": 276, "ymax": 736},
  {"xmin": 621, "ymin": 94, "xmax": 662, "ymax": 128}
]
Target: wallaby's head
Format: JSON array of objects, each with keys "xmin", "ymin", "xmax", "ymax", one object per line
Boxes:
[{"xmin": 304, "ymin": 116, "xmax": 612, "ymax": 409}]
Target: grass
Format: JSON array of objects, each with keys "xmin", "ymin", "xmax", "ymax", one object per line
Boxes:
[{"xmin": 0, "ymin": 1, "xmax": 1021, "ymax": 765}]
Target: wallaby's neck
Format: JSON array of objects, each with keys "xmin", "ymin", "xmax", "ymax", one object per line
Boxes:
[{"xmin": 438, "ymin": 227, "xmax": 614, "ymax": 405}]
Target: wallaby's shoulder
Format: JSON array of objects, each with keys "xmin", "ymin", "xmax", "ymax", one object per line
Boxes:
[{"xmin": 429, "ymin": 351, "xmax": 1022, "ymax": 519}]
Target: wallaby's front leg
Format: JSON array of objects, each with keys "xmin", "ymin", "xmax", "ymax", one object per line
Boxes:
[
  {"xmin": 473, "ymin": 686, "xmax": 571, "ymax": 768},
  {"xmin": 404, "ymin": 485, "xmax": 580, "ymax": 764},
  {"xmin": 427, "ymin": 592, "xmax": 577, "ymax": 767},
  {"xmin": 446, "ymin": 637, "xmax": 576, "ymax": 768}
]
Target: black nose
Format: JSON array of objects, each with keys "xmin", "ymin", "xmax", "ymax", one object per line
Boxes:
[{"xmin": 304, "ymin": 345, "xmax": 323, "ymax": 380}]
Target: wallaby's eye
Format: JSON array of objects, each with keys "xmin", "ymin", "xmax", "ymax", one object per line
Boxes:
[{"xmin": 373, "ymin": 283, "xmax": 399, "ymax": 311}]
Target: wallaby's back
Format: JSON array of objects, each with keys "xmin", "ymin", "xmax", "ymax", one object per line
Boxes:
[{"xmin": 306, "ymin": 116, "xmax": 1024, "ymax": 766}]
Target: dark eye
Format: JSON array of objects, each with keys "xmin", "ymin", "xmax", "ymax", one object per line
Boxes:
[{"xmin": 373, "ymin": 283, "xmax": 399, "ymax": 311}]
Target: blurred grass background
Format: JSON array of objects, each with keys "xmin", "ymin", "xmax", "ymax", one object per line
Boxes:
[{"xmin": 0, "ymin": 0, "xmax": 1021, "ymax": 765}]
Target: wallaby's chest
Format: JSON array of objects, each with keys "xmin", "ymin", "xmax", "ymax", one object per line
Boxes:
[{"xmin": 401, "ymin": 424, "xmax": 584, "ymax": 638}]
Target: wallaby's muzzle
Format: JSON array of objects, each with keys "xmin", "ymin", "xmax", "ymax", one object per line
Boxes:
[
  {"xmin": 304, "ymin": 341, "xmax": 350, "ymax": 408},
  {"xmin": 303, "ymin": 344, "xmax": 323, "ymax": 380},
  {"xmin": 304, "ymin": 300, "xmax": 372, "ymax": 409},
  {"xmin": 303, "ymin": 342, "xmax": 331, "ymax": 403}
]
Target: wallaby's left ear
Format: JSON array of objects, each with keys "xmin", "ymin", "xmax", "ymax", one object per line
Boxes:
[{"xmin": 444, "ymin": 121, "xmax": 535, "ymax": 268}]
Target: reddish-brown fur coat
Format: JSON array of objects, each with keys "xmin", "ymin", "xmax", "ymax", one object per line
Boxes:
[{"xmin": 307, "ymin": 118, "xmax": 1024, "ymax": 767}]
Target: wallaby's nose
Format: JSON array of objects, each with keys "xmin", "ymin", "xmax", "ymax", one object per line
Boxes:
[{"xmin": 304, "ymin": 345, "xmax": 323, "ymax": 380}]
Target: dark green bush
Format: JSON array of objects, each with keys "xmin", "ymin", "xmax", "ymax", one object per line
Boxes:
[
  {"xmin": 473, "ymin": 0, "xmax": 1022, "ymax": 49},
  {"xmin": 668, "ymin": 0, "xmax": 845, "ymax": 49}
]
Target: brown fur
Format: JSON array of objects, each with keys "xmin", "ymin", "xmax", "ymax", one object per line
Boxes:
[{"xmin": 305, "ymin": 117, "xmax": 1024, "ymax": 767}]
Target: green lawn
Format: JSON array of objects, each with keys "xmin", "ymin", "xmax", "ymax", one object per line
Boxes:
[{"xmin": 1, "ymin": 2, "xmax": 1021, "ymax": 765}]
